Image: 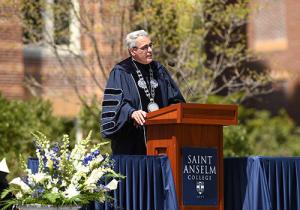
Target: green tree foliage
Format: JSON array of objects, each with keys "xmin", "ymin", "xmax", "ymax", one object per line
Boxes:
[
  {"xmin": 0, "ymin": 0, "xmax": 291, "ymax": 161},
  {"xmin": 224, "ymin": 106, "xmax": 300, "ymax": 157},
  {"xmin": 131, "ymin": 0, "xmax": 271, "ymax": 103},
  {"xmin": 78, "ymin": 97, "xmax": 111, "ymax": 154},
  {"xmin": 132, "ymin": 0, "xmax": 298, "ymax": 157},
  {"xmin": 0, "ymin": 94, "xmax": 72, "ymax": 178}
]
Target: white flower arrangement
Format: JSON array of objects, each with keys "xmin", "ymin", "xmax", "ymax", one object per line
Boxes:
[{"xmin": 1, "ymin": 132, "xmax": 123, "ymax": 209}]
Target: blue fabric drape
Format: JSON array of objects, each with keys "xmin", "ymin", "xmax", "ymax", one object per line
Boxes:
[
  {"xmin": 27, "ymin": 155, "xmax": 178, "ymax": 210},
  {"xmin": 224, "ymin": 156, "xmax": 300, "ymax": 210},
  {"xmin": 28, "ymin": 156, "xmax": 300, "ymax": 210},
  {"xmin": 224, "ymin": 157, "xmax": 248, "ymax": 210}
]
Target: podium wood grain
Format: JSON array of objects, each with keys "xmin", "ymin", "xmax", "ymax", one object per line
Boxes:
[{"xmin": 146, "ymin": 103, "xmax": 238, "ymax": 210}]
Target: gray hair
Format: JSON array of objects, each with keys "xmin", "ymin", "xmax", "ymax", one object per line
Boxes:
[{"xmin": 125, "ymin": 30, "xmax": 148, "ymax": 48}]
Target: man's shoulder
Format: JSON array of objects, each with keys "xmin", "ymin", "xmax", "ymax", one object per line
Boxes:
[
  {"xmin": 150, "ymin": 60, "xmax": 168, "ymax": 75},
  {"xmin": 112, "ymin": 57, "xmax": 133, "ymax": 74}
]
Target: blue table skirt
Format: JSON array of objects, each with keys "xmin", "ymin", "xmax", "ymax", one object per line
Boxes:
[
  {"xmin": 224, "ymin": 156, "xmax": 300, "ymax": 210},
  {"xmin": 28, "ymin": 155, "xmax": 179, "ymax": 210},
  {"xmin": 28, "ymin": 156, "xmax": 300, "ymax": 210}
]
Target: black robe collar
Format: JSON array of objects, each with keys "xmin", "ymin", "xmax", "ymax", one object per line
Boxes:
[{"xmin": 116, "ymin": 57, "xmax": 161, "ymax": 75}]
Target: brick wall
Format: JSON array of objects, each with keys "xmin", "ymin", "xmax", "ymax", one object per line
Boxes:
[
  {"xmin": 21, "ymin": 1, "xmax": 129, "ymax": 117},
  {"xmin": 0, "ymin": 5, "xmax": 26, "ymax": 99},
  {"xmin": 0, "ymin": 1, "xmax": 130, "ymax": 117},
  {"xmin": 248, "ymin": 0, "xmax": 300, "ymax": 123}
]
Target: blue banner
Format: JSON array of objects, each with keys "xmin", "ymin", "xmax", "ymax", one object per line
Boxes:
[{"xmin": 182, "ymin": 147, "xmax": 218, "ymax": 206}]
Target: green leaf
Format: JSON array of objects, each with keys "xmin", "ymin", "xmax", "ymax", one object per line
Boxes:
[{"xmin": 43, "ymin": 193, "xmax": 61, "ymax": 204}]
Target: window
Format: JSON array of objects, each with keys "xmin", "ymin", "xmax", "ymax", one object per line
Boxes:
[
  {"xmin": 253, "ymin": 0, "xmax": 287, "ymax": 52},
  {"xmin": 22, "ymin": 0, "xmax": 80, "ymax": 53},
  {"xmin": 21, "ymin": 0, "xmax": 44, "ymax": 44},
  {"xmin": 53, "ymin": 0, "xmax": 71, "ymax": 45}
]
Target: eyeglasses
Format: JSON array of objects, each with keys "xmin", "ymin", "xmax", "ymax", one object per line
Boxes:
[{"xmin": 134, "ymin": 43, "xmax": 153, "ymax": 51}]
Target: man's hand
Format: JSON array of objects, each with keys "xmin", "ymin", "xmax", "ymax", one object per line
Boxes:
[{"xmin": 131, "ymin": 110, "xmax": 147, "ymax": 126}]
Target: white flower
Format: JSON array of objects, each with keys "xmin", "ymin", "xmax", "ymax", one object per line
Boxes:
[
  {"xmin": 32, "ymin": 172, "xmax": 50, "ymax": 184},
  {"xmin": 63, "ymin": 184, "xmax": 80, "ymax": 198},
  {"xmin": 105, "ymin": 179, "xmax": 118, "ymax": 190},
  {"xmin": 85, "ymin": 168, "xmax": 104, "ymax": 186},
  {"xmin": 71, "ymin": 171, "xmax": 85, "ymax": 186},
  {"xmin": 52, "ymin": 178, "xmax": 59, "ymax": 184},
  {"xmin": 61, "ymin": 180, "xmax": 67, "ymax": 187},
  {"xmin": 88, "ymin": 155, "xmax": 104, "ymax": 169},
  {"xmin": 51, "ymin": 187, "xmax": 59, "ymax": 193},
  {"xmin": 46, "ymin": 182, "xmax": 52, "ymax": 190},
  {"xmin": 74, "ymin": 162, "xmax": 89, "ymax": 173},
  {"xmin": 10, "ymin": 177, "xmax": 31, "ymax": 193},
  {"xmin": 84, "ymin": 184, "xmax": 96, "ymax": 192},
  {"xmin": 15, "ymin": 192, "xmax": 23, "ymax": 199},
  {"xmin": 70, "ymin": 146, "xmax": 86, "ymax": 161},
  {"xmin": 46, "ymin": 156, "xmax": 54, "ymax": 169}
]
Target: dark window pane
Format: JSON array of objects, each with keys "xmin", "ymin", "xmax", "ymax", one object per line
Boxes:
[
  {"xmin": 53, "ymin": 0, "xmax": 71, "ymax": 45},
  {"xmin": 21, "ymin": 0, "xmax": 44, "ymax": 44}
]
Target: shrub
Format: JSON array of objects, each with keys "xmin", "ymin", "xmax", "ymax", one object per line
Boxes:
[
  {"xmin": 224, "ymin": 106, "xmax": 300, "ymax": 157},
  {"xmin": 78, "ymin": 97, "xmax": 111, "ymax": 154},
  {"xmin": 0, "ymin": 94, "xmax": 69, "ymax": 178}
]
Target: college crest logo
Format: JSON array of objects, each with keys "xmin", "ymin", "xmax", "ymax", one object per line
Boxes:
[{"xmin": 196, "ymin": 181, "xmax": 205, "ymax": 195}]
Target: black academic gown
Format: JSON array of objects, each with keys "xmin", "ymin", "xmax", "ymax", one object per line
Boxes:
[{"xmin": 101, "ymin": 57, "xmax": 185, "ymax": 155}]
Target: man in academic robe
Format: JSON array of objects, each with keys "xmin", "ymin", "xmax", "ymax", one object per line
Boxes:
[{"xmin": 101, "ymin": 30, "xmax": 185, "ymax": 155}]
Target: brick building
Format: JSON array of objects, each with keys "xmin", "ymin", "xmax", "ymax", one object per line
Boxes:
[
  {"xmin": 0, "ymin": 5, "xmax": 26, "ymax": 99},
  {"xmin": 0, "ymin": 0, "xmax": 300, "ymax": 121},
  {"xmin": 0, "ymin": 1, "xmax": 128, "ymax": 117},
  {"xmin": 248, "ymin": 0, "xmax": 300, "ymax": 122}
]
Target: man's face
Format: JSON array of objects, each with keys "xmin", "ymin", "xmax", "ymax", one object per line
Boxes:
[{"xmin": 130, "ymin": 36, "xmax": 153, "ymax": 64}]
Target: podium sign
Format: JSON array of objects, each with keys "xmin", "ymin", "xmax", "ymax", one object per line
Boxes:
[
  {"xmin": 182, "ymin": 147, "xmax": 217, "ymax": 206},
  {"xmin": 146, "ymin": 103, "xmax": 238, "ymax": 210}
]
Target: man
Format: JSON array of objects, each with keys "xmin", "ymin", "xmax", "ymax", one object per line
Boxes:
[{"xmin": 101, "ymin": 30, "xmax": 185, "ymax": 155}]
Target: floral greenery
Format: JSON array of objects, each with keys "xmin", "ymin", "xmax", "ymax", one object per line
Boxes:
[{"xmin": 1, "ymin": 132, "xmax": 123, "ymax": 209}]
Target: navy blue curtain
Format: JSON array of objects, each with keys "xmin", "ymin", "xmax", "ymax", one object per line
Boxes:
[
  {"xmin": 28, "ymin": 156, "xmax": 300, "ymax": 210},
  {"xmin": 224, "ymin": 157, "xmax": 248, "ymax": 210},
  {"xmin": 224, "ymin": 157, "xmax": 300, "ymax": 210},
  {"xmin": 28, "ymin": 155, "xmax": 178, "ymax": 210}
]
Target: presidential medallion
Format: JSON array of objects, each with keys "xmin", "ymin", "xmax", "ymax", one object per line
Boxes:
[{"xmin": 147, "ymin": 102, "xmax": 159, "ymax": 112}]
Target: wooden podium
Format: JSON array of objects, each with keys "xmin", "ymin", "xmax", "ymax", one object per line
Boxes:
[{"xmin": 146, "ymin": 103, "xmax": 238, "ymax": 210}]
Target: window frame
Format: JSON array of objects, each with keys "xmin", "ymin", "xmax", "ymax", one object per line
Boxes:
[{"xmin": 23, "ymin": 0, "xmax": 81, "ymax": 57}]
